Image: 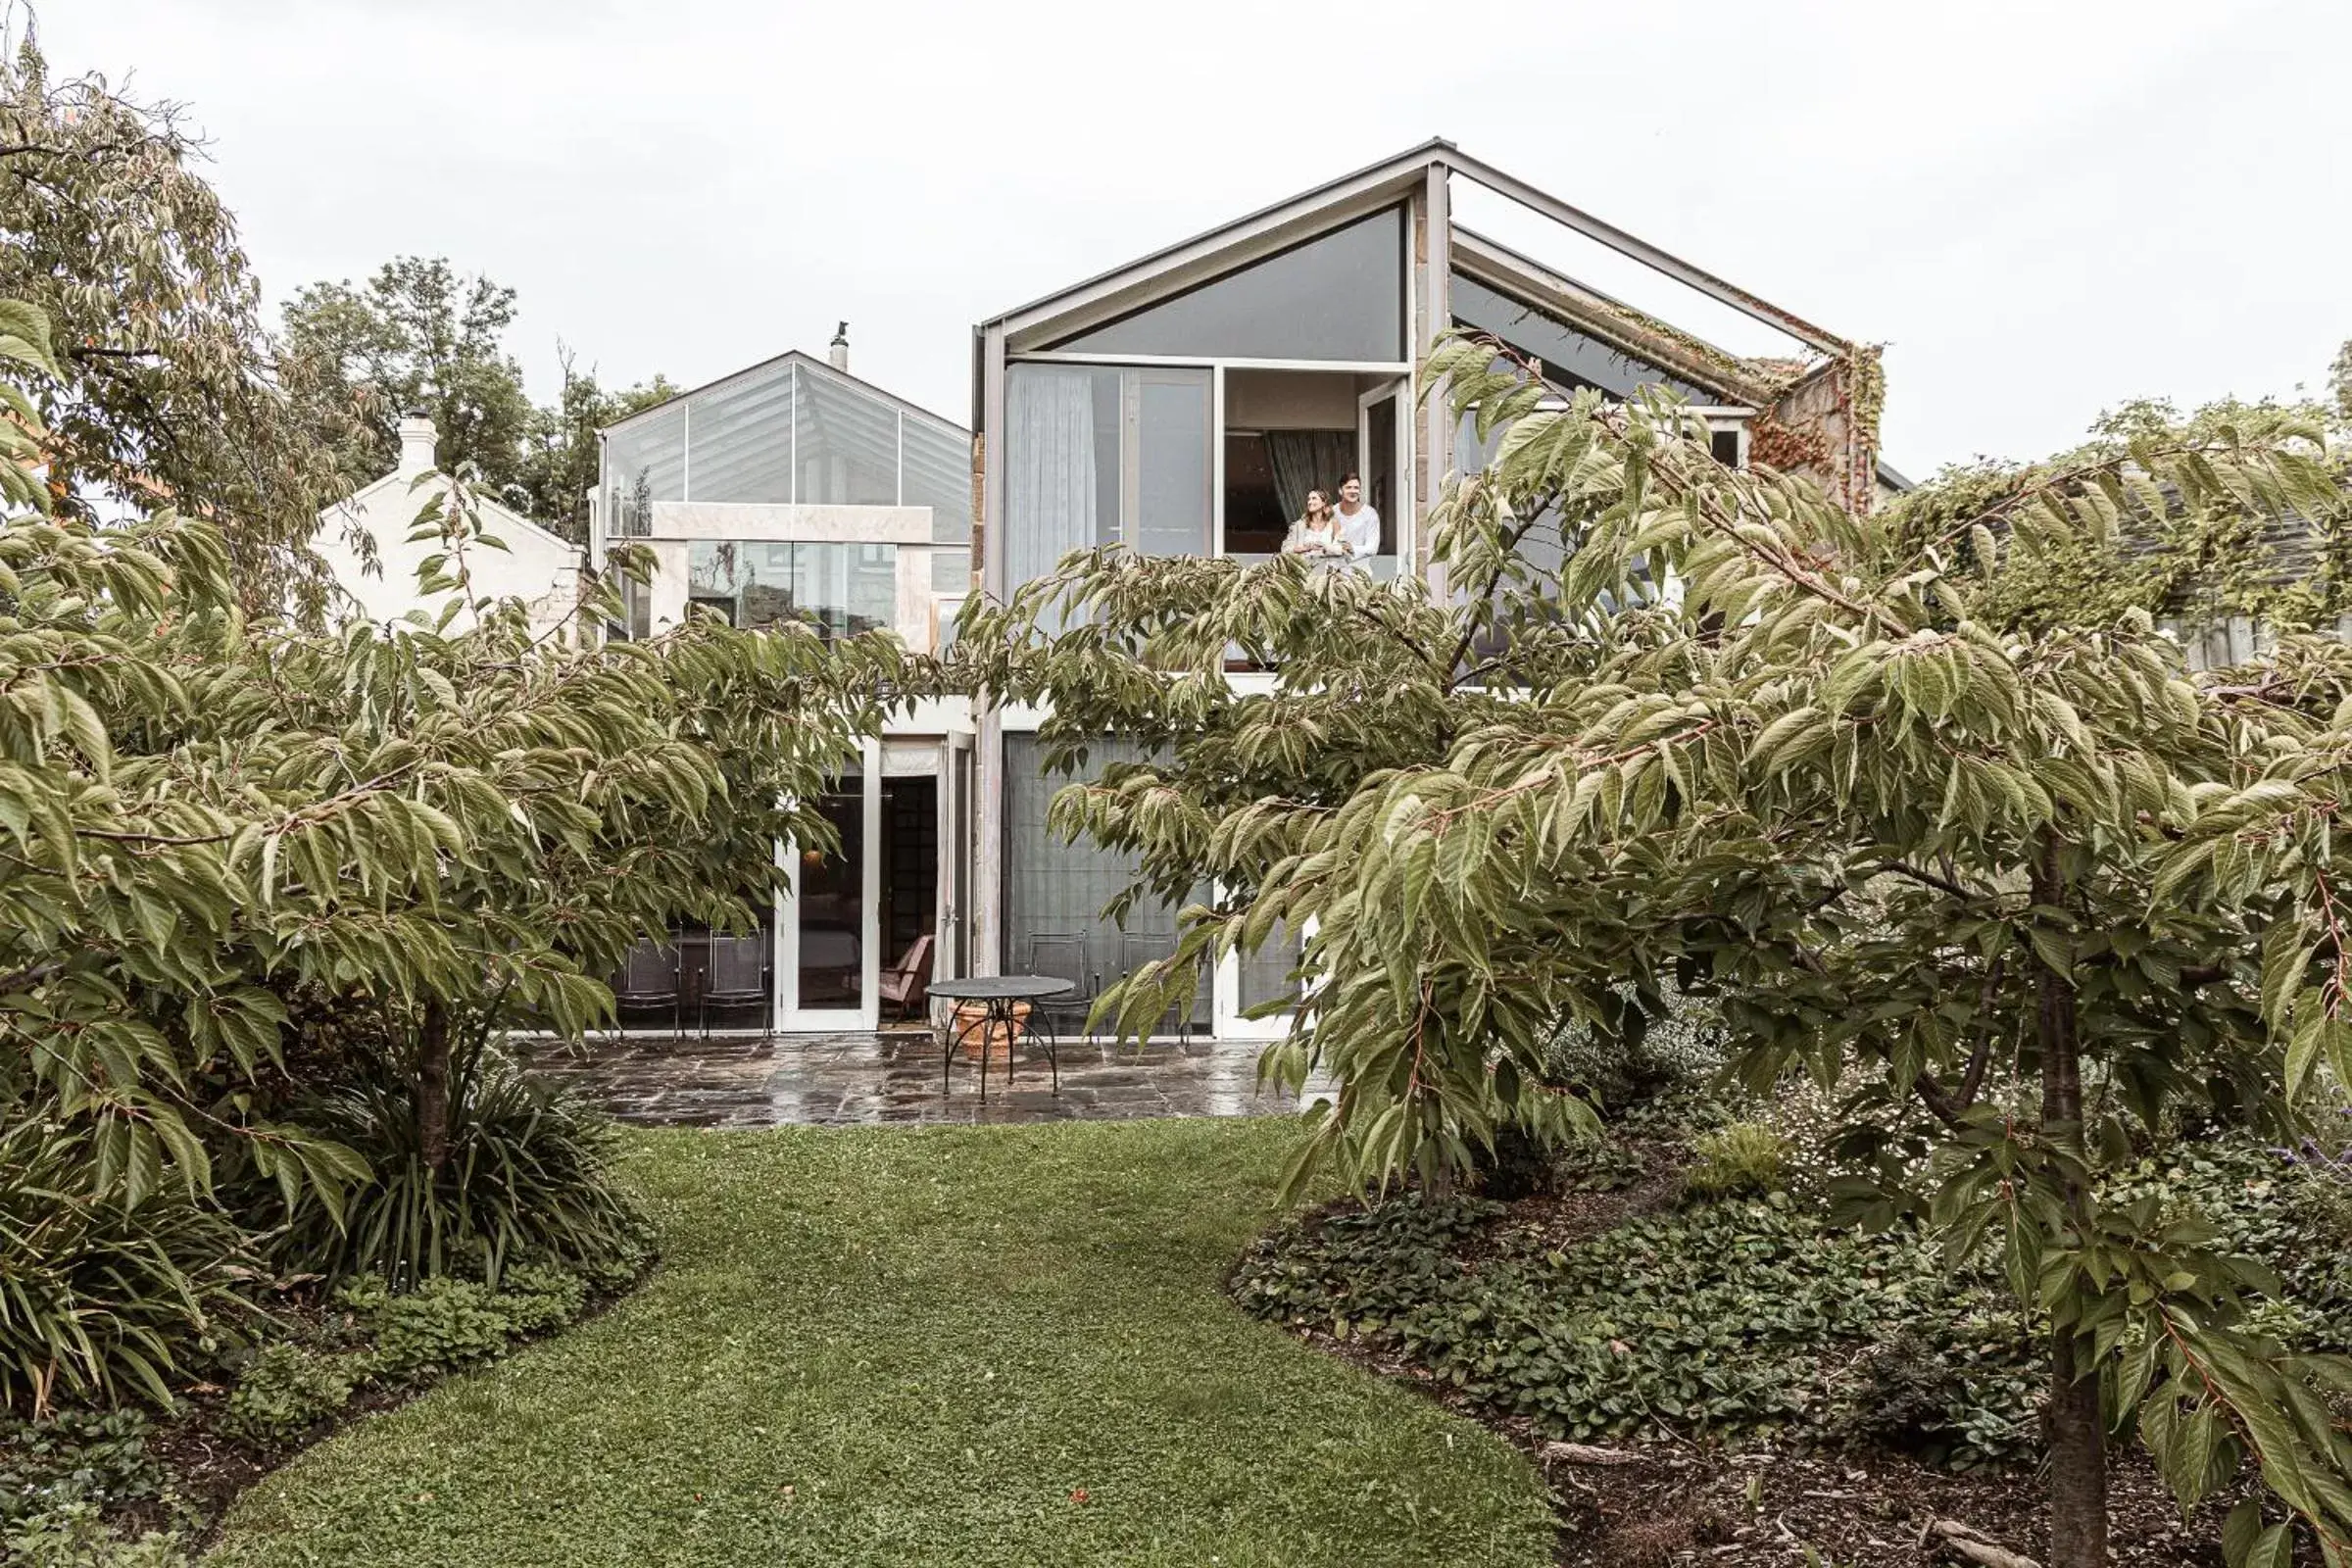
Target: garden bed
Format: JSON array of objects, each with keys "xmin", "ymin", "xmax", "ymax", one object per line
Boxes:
[{"xmin": 1232, "ymin": 1126, "xmax": 2350, "ymax": 1567}]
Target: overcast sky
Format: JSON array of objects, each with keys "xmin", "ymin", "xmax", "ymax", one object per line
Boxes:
[{"xmin": 39, "ymin": 0, "xmax": 2352, "ymax": 479}]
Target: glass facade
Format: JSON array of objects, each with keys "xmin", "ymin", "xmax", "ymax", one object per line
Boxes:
[
  {"xmin": 1003, "ymin": 363, "xmax": 1210, "ymax": 589},
  {"xmin": 688, "ymin": 539, "xmax": 897, "ymax": 638},
  {"xmin": 1003, "ymin": 735, "xmax": 1210, "ymax": 1030},
  {"xmin": 599, "ymin": 357, "xmax": 973, "ymax": 588},
  {"xmin": 1452, "ymin": 271, "xmax": 1716, "ymax": 404},
  {"xmin": 603, "ymin": 403, "xmax": 686, "ymax": 537},
  {"xmin": 1050, "ymin": 207, "xmax": 1407, "ymax": 362}
]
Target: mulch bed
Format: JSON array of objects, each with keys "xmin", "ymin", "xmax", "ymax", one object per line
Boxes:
[{"xmin": 1247, "ymin": 1150, "xmax": 2278, "ymax": 1568}]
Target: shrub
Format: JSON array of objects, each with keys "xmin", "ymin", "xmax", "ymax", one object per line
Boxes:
[
  {"xmin": 0, "ymin": 1120, "xmax": 254, "ymax": 1412},
  {"xmin": 3, "ymin": 1503, "xmax": 188, "ymax": 1568},
  {"xmin": 1540, "ymin": 984, "xmax": 1727, "ymax": 1121},
  {"xmin": 219, "ymin": 1346, "xmax": 356, "ymax": 1447},
  {"xmin": 1684, "ymin": 1122, "xmax": 1789, "ymax": 1199},
  {"xmin": 363, "ymin": 1278, "xmax": 515, "ymax": 1382},
  {"xmin": 0, "ymin": 1410, "xmax": 168, "ymax": 1529},
  {"xmin": 274, "ymin": 1043, "xmax": 651, "ymax": 1291}
]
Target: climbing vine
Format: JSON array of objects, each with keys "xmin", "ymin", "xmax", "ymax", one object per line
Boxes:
[{"xmin": 1886, "ymin": 395, "xmax": 2352, "ymax": 645}]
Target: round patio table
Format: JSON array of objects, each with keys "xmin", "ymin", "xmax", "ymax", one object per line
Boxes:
[{"xmin": 928, "ymin": 975, "xmax": 1072, "ymax": 1102}]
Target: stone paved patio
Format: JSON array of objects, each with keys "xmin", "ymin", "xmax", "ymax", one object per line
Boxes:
[{"xmin": 523, "ymin": 1028, "xmax": 1324, "ymax": 1128}]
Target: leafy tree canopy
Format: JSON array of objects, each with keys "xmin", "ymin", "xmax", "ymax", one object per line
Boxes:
[
  {"xmin": 0, "ymin": 294, "xmax": 897, "ymax": 1311},
  {"xmin": 282, "ymin": 262, "xmax": 673, "ymax": 543},
  {"xmin": 957, "ymin": 335, "xmax": 2352, "ymax": 1566},
  {"xmin": 0, "ymin": 30, "xmax": 350, "ymax": 614}
]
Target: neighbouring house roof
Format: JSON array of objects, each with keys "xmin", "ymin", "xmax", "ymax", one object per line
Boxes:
[
  {"xmin": 600, "ymin": 348, "xmax": 967, "ymax": 439},
  {"xmin": 324, "ymin": 467, "xmax": 579, "ymax": 558}
]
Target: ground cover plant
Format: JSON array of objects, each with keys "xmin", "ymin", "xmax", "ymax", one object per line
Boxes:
[
  {"xmin": 201, "ymin": 1120, "xmax": 1557, "ymax": 1568},
  {"xmin": 1236, "ymin": 1097, "xmax": 2352, "ymax": 1563}
]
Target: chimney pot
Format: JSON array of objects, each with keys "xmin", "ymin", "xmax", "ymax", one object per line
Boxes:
[
  {"xmin": 828, "ymin": 320, "xmax": 849, "ymax": 373},
  {"xmin": 395, "ymin": 414, "xmax": 438, "ymax": 479}
]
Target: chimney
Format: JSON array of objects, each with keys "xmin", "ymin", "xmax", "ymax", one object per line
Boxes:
[
  {"xmin": 828, "ymin": 320, "xmax": 850, "ymax": 373},
  {"xmin": 395, "ymin": 413, "xmax": 438, "ymax": 479}
]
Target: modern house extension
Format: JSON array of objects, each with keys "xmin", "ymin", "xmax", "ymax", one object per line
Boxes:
[
  {"xmin": 591, "ymin": 330, "xmax": 978, "ymax": 1032},
  {"xmin": 965, "ymin": 139, "xmax": 1886, "ymax": 1041}
]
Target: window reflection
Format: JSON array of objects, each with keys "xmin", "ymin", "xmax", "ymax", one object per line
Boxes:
[{"xmin": 688, "ymin": 540, "xmax": 896, "ymax": 638}]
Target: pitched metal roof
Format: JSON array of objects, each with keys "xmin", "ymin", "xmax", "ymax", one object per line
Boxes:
[{"xmin": 980, "ymin": 139, "xmax": 1851, "ymax": 362}]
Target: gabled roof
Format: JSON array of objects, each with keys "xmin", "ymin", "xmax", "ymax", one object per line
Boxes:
[
  {"xmin": 600, "ymin": 348, "xmax": 967, "ymax": 438},
  {"xmin": 982, "ymin": 139, "xmax": 1851, "ymax": 364},
  {"xmin": 324, "ymin": 468, "xmax": 580, "ymax": 558}
]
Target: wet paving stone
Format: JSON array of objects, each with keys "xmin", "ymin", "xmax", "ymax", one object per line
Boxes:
[{"xmin": 521, "ymin": 1029, "xmax": 1325, "ymax": 1129}]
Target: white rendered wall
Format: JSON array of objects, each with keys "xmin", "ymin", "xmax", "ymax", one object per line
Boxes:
[{"xmin": 317, "ymin": 477, "xmax": 581, "ymax": 638}]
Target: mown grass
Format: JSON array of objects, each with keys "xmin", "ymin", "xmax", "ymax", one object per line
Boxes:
[{"xmin": 207, "ymin": 1119, "xmax": 1554, "ymax": 1566}]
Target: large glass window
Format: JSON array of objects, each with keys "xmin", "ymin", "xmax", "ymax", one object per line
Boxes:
[
  {"xmin": 902, "ymin": 415, "xmax": 973, "ymax": 594},
  {"xmin": 1136, "ymin": 372, "xmax": 1209, "ymax": 558},
  {"xmin": 1004, "ymin": 363, "xmax": 1210, "ymax": 588},
  {"xmin": 1452, "ymin": 271, "xmax": 1716, "ymax": 404},
  {"xmin": 1004, "ymin": 736, "xmax": 1209, "ymax": 1030},
  {"xmin": 603, "ymin": 404, "xmax": 686, "ymax": 536},
  {"xmin": 1049, "ymin": 208, "xmax": 1406, "ymax": 362},
  {"xmin": 601, "ymin": 360, "xmax": 972, "ymax": 566},
  {"xmin": 796, "ymin": 367, "xmax": 901, "ymax": 506},
  {"xmin": 685, "ymin": 359, "xmax": 796, "ymax": 504},
  {"xmin": 688, "ymin": 539, "xmax": 896, "ymax": 638}
]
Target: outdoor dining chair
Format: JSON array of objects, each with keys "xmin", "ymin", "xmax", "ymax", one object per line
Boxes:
[
  {"xmin": 877, "ymin": 932, "xmax": 934, "ymax": 1023},
  {"xmin": 699, "ymin": 932, "xmax": 770, "ymax": 1037},
  {"xmin": 1024, "ymin": 932, "xmax": 1098, "ymax": 1049},
  {"xmin": 614, "ymin": 937, "xmax": 684, "ymax": 1042},
  {"xmin": 1118, "ymin": 933, "xmax": 1193, "ymax": 1049}
]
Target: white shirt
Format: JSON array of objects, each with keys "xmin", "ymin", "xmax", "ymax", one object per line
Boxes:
[{"xmin": 1334, "ymin": 501, "xmax": 1380, "ymax": 561}]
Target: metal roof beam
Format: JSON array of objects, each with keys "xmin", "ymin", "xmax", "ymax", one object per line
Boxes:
[{"xmin": 1444, "ymin": 151, "xmax": 1853, "ymax": 360}]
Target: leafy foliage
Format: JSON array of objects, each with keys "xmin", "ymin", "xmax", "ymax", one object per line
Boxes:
[
  {"xmin": 278, "ymin": 261, "xmax": 673, "ymax": 540},
  {"xmin": 3, "ymin": 1503, "xmax": 188, "ymax": 1568},
  {"xmin": 1683, "ymin": 1122, "xmax": 1790, "ymax": 1198},
  {"xmin": 0, "ymin": 291, "xmax": 890, "ymax": 1422},
  {"xmin": 218, "ymin": 1347, "xmax": 355, "ymax": 1448},
  {"xmin": 961, "ymin": 328, "xmax": 2352, "ymax": 1561},
  {"xmin": 333, "ymin": 1268, "xmax": 592, "ymax": 1385},
  {"xmin": 1242, "ymin": 1125, "xmax": 2352, "ymax": 1480},
  {"xmin": 0, "ymin": 1119, "xmax": 255, "ymax": 1413},
  {"xmin": 280, "ymin": 259, "xmax": 533, "ymax": 506},
  {"xmin": 0, "ymin": 1409, "xmax": 168, "ymax": 1530},
  {"xmin": 267, "ymin": 1042, "xmax": 650, "ymax": 1290},
  {"xmin": 0, "ymin": 32, "xmax": 353, "ymax": 617}
]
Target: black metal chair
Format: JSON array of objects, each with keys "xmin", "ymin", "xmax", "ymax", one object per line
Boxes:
[
  {"xmin": 699, "ymin": 933, "xmax": 770, "ymax": 1037},
  {"xmin": 1119, "ymin": 933, "xmax": 1193, "ymax": 1049},
  {"xmin": 614, "ymin": 938, "xmax": 683, "ymax": 1041},
  {"xmin": 1023, "ymin": 932, "xmax": 1097, "ymax": 1051}
]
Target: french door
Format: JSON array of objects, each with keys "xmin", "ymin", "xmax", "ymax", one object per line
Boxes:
[
  {"xmin": 1358, "ymin": 377, "xmax": 1409, "ymax": 563},
  {"xmin": 776, "ymin": 741, "xmax": 882, "ymax": 1031}
]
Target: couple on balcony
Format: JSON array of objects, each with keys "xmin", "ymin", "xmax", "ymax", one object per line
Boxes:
[{"xmin": 1282, "ymin": 473, "xmax": 1379, "ymax": 564}]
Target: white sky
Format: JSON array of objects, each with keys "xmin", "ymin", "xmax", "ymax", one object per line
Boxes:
[{"xmin": 40, "ymin": 0, "xmax": 2352, "ymax": 480}]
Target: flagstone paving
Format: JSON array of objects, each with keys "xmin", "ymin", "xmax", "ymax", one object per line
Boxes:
[{"xmin": 524, "ymin": 1028, "xmax": 1320, "ymax": 1128}]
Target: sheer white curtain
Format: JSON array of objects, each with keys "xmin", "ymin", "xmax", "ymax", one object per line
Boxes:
[{"xmin": 1006, "ymin": 366, "xmax": 1100, "ymax": 591}]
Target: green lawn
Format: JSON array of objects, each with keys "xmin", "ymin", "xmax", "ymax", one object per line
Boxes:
[{"xmin": 206, "ymin": 1119, "xmax": 1555, "ymax": 1567}]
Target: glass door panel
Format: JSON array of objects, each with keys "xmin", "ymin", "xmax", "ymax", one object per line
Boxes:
[
  {"xmin": 781, "ymin": 759, "xmax": 881, "ymax": 1031},
  {"xmin": 795, "ymin": 791, "xmax": 863, "ymax": 1010}
]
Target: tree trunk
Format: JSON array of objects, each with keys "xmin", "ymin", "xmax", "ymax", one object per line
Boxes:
[
  {"xmin": 2034, "ymin": 837, "xmax": 2106, "ymax": 1568},
  {"xmin": 417, "ymin": 996, "xmax": 452, "ymax": 1175}
]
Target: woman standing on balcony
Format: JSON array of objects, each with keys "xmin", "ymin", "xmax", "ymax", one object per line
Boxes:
[{"xmin": 1282, "ymin": 489, "xmax": 1347, "ymax": 560}]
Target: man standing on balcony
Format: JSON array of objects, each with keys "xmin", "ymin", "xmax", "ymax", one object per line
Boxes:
[{"xmin": 1333, "ymin": 472, "xmax": 1380, "ymax": 564}]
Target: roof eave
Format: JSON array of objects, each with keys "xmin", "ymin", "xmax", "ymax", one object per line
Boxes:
[{"xmin": 984, "ymin": 138, "xmax": 1457, "ymax": 346}]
